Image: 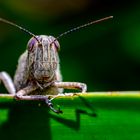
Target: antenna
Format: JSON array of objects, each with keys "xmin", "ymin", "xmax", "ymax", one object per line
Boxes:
[
  {"xmin": 0, "ymin": 18, "xmax": 40, "ymax": 44},
  {"xmin": 51, "ymin": 16, "xmax": 113, "ymax": 44}
]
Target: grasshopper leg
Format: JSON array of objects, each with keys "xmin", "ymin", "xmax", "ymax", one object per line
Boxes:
[
  {"xmin": 53, "ymin": 82, "xmax": 87, "ymax": 93},
  {"xmin": 15, "ymin": 85, "xmax": 62, "ymax": 114},
  {"xmin": 49, "ymin": 82, "xmax": 87, "ymax": 100},
  {"xmin": 0, "ymin": 71, "xmax": 16, "ymax": 94}
]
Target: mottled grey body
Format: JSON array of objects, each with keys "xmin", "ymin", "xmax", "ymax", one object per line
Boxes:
[
  {"xmin": 14, "ymin": 51, "xmax": 61, "ymax": 95},
  {"xmin": 0, "ymin": 35, "xmax": 86, "ymax": 97},
  {"xmin": 14, "ymin": 35, "xmax": 63, "ymax": 95},
  {"xmin": 0, "ymin": 34, "xmax": 86, "ymax": 105}
]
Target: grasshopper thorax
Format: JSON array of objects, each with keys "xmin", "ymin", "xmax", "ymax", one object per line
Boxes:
[{"xmin": 27, "ymin": 35, "xmax": 60, "ymax": 83}]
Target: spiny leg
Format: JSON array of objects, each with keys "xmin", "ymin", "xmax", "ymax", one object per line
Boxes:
[
  {"xmin": 15, "ymin": 85, "xmax": 38, "ymax": 98},
  {"xmin": 50, "ymin": 82, "xmax": 87, "ymax": 100},
  {"xmin": 15, "ymin": 85, "xmax": 62, "ymax": 114},
  {"xmin": 0, "ymin": 71, "xmax": 16, "ymax": 94},
  {"xmin": 53, "ymin": 81, "xmax": 87, "ymax": 93}
]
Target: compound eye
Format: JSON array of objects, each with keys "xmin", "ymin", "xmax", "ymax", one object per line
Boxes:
[
  {"xmin": 53, "ymin": 40, "xmax": 60, "ymax": 51},
  {"xmin": 49, "ymin": 36, "xmax": 60, "ymax": 51},
  {"xmin": 27, "ymin": 37, "xmax": 37, "ymax": 51}
]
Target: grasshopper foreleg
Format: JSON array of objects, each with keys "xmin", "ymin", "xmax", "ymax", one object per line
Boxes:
[{"xmin": 53, "ymin": 81, "xmax": 87, "ymax": 93}]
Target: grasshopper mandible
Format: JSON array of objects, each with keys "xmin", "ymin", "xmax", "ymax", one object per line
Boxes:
[{"xmin": 0, "ymin": 16, "xmax": 113, "ymax": 113}]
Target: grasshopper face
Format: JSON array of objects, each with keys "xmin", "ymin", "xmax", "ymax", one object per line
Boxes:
[{"xmin": 27, "ymin": 35, "xmax": 60, "ymax": 82}]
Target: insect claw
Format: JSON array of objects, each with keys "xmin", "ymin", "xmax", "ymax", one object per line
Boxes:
[
  {"xmin": 49, "ymin": 105, "xmax": 63, "ymax": 114},
  {"xmin": 45, "ymin": 98, "xmax": 63, "ymax": 114}
]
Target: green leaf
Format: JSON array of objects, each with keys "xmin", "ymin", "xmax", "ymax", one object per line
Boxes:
[{"xmin": 0, "ymin": 92, "xmax": 140, "ymax": 140}]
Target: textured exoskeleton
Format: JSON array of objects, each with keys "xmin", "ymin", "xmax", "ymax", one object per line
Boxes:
[{"xmin": 0, "ymin": 35, "xmax": 87, "ymax": 113}]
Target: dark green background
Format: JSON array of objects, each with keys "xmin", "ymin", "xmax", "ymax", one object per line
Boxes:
[{"xmin": 0, "ymin": 0, "xmax": 140, "ymax": 92}]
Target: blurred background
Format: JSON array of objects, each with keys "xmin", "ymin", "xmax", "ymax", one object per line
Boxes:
[{"xmin": 0, "ymin": 0, "xmax": 140, "ymax": 92}]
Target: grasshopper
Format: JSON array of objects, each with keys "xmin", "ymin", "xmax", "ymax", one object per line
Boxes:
[{"xmin": 0, "ymin": 16, "xmax": 113, "ymax": 113}]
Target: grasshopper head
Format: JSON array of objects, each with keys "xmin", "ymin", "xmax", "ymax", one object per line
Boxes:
[{"xmin": 27, "ymin": 35, "xmax": 60, "ymax": 82}]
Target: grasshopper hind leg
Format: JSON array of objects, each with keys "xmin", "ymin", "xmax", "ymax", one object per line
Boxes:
[{"xmin": 0, "ymin": 71, "xmax": 16, "ymax": 95}]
